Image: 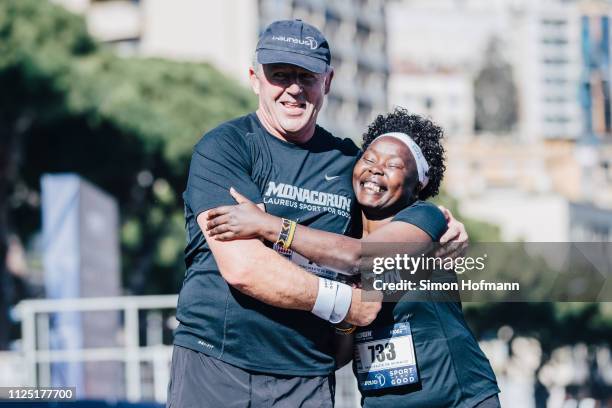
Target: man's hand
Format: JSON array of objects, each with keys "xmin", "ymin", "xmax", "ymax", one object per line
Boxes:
[
  {"xmin": 438, "ymin": 205, "xmax": 468, "ymax": 243},
  {"xmin": 343, "ymin": 288, "xmax": 382, "ymax": 327}
]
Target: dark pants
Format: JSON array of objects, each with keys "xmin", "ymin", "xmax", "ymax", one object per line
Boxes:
[{"xmin": 166, "ymin": 345, "xmax": 335, "ymax": 408}]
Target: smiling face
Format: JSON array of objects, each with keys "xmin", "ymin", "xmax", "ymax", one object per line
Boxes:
[
  {"xmin": 352, "ymin": 137, "xmax": 420, "ymax": 218},
  {"xmin": 250, "ymin": 63, "xmax": 333, "ymax": 144}
]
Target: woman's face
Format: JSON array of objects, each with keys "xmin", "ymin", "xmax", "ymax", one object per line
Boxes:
[{"xmin": 352, "ymin": 137, "xmax": 420, "ymax": 216}]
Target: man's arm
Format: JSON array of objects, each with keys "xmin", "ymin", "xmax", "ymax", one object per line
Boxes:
[{"xmin": 198, "ymin": 211, "xmax": 380, "ymax": 326}]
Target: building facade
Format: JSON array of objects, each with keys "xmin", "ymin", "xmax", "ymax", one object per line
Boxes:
[
  {"xmin": 387, "ymin": 0, "xmax": 588, "ymax": 141},
  {"xmin": 580, "ymin": 2, "xmax": 612, "ymax": 141}
]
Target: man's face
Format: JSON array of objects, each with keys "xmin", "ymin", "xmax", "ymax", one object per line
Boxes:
[{"xmin": 250, "ymin": 63, "xmax": 333, "ymax": 142}]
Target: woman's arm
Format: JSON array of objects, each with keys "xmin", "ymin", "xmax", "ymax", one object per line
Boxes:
[
  {"xmin": 206, "ymin": 189, "xmax": 435, "ymax": 274},
  {"xmin": 206, "ymin": 189, "xmax": 363, "ymax": 273}
]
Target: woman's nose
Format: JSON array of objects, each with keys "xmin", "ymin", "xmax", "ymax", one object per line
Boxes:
[{"xmin": 367, "ymin": 165, "xmax": 384, "ymax": 176}]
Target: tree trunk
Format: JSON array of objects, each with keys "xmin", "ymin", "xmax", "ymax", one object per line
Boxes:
[
  {"xmin": 0, "ymin": 134, "xmax": 12, "ymax": 350},
  {"xmin": 0, "ymin": 241, "xmax": 8, "ymax": 350},
  {"xmin": 0, "ymin": 115, "xmax": 30, "ymax": 349}
]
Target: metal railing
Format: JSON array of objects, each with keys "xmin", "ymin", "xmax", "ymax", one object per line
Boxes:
[
  {"xmin": 12, "ymin": 295, "xmax": 179, "ymax": 403},
  {"xmin": 8, "ymin": 294, "xmax": 362, "ymax": 406}
]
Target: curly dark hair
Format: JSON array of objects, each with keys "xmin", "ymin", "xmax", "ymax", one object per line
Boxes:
[{"xmin": 361, "ymin": 107, "xmax": 445, "ymax": 200}]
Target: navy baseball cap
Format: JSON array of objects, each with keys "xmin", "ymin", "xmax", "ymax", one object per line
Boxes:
[{"xmin": 256, "ymin": 19, "xmax": 331, "ymax": 74}]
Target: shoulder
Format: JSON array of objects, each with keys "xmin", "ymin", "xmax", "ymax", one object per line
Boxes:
[
  {"xmin": 194, "ymin": 113, "xmax": 256, "ymax": 153},
  {"xmin": 314, "ymin": 125, "xmax": 360, "ymax": 157},
  {"xmin": 392, "ymin": 201, "xmax": 448, "ymax": 241},
  {"xmin": 395, "ymin": 201, "xmax": 445, "ymax": 219}
]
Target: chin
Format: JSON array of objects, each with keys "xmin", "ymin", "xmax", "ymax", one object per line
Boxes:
[
  {"xmin": 356, "ymin": 194, "xmax": 382, "ymax": 209},
  {"xmin": 279, "ymin": 117, "xmax": 307, "ymax": 131},
  {"xmin": 358, "ymin": 193, "xmax": 404, "ymax": 215}
]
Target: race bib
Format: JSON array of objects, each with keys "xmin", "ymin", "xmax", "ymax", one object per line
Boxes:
[{"xmin": 354, "ymin": 322, "xmax": 419, "ymax": 391}]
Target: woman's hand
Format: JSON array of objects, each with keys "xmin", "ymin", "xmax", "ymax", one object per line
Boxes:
[
  {"xmin": 206, "ymin": 188, "xmax": 278, "ymax": 241},
  {"xmin": 436, "ymin": 205, "xmax": 469, "ymax": 259},
  {"xmin": 438, "ymin": 205, "xmax": 468, "ymax": 243}
]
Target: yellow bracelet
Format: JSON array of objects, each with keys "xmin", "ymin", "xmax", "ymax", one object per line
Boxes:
[
  {"xmin": 335, "ymin": 325, "xmax": 357, "ymax": 334},
  {"xmin": 284, "ymin": 219, "xmax": 297, "ymax": 249},
  {"xmin": 335, "ymin": 324, "xmax": 357, "ymax": 335},
  {"xmin": 276, "ymin": 218, "xmax": 297, "ymax": 250}
]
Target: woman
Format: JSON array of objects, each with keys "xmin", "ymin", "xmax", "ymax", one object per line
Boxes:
[{"xmin": 206, "ymin": 108, "xmax": 500, "ymax": 407}]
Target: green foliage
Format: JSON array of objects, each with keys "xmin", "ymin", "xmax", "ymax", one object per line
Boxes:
[
  {"xmin": 1, "ymin": 0, "xmax": 256, "ymax": 295},
  {"xmin": 64, "ymin": 55, "xmax": 255, "ymax": 171},
  {"xmin": 432, "ymin": 191, "xmax": 502, "ymax": 242},
  {"xmin": 0, "ymin": 0, "xmax": 95, "ymax": 121},
  {"xmin": 474, "ymin": 37, "xmax": 518, "ymax": 133}
]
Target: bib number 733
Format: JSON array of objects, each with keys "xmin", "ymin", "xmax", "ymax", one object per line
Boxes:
[
  {"xmin": 368, "ymin": 341, "xmax": 396, "ymax": 363},
  {"xmin": 354, "ymin": 322, "xmax": 419, "ymax": 391}
]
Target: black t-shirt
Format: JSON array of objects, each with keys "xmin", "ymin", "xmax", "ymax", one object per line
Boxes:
[
  {"xmin": 392, "ymin": 200, "xmax": 448, "ymax": 240},
  {"xmin": 176, "ymin": 113, "xmax": 361, "ymax": 375},
  {"xmin": 361, "ymin": 202, "xmax": 499, "ymax": 408}
]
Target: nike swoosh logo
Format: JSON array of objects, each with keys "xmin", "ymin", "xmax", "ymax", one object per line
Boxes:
[{"xmin": 324, "ymin": 174, "xmax": 340, "ymax": 181}]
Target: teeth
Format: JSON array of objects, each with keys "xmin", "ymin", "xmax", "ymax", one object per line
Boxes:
[{"xmin": 363, "ymin": 181, "xmax": 382, "ymax": 193}]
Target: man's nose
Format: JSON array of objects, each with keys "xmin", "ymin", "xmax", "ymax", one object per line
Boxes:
[{"xmin": 286, "ymin": 81, "xmax": 303, "ymax": 94}]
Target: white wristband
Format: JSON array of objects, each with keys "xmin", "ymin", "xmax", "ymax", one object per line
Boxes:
[
  {"xmin": 312, "ymin": 278, "xmax": 338, "ymax": 321},
  {"xmin": 329, "ymin": 282, "xmax": 352, "ymax": 324}
]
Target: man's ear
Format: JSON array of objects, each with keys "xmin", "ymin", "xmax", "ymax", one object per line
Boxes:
[
  {"xmin": 324, "ymin": 67, "xmax": 334, "ymax": 95},
  {"xmin": 249, "ymin": 67, "xmax": 260, "ymax": 95}
]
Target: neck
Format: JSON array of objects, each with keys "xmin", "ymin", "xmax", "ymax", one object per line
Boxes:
[
  {"xmin": 361, "ymin": 212, "xmax": 394, "ymax": 236},
  {"xmin": 255, "ymin": 109, "xmax": 315, "ymax": 145},
  {"xmin": 361, "ymin": 197, "xmax": 417, "ymax": 235}
]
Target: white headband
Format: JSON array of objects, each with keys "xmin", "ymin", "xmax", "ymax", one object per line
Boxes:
[{"xmin": 377, "ymin": 132, "xmax": 430, "ymax": 188}]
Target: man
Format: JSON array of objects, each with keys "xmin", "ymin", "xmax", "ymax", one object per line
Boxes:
[{"xmin": 167, "ymin": 19, "xmax": 466, "ymax": 407}]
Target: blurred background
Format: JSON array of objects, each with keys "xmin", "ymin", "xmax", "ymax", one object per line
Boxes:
[{"xmin": 1, "ymin": 0, "xmax": 611, "ymax": 406}]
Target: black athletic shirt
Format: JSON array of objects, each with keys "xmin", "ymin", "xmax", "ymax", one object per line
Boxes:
[
  {"xmin": 175, "ymin": 113, "xmax": 361, "ymax": 375},
  {"xmin": 361, "ymin": 202, "xmax": 500, "ymax": 408}
]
